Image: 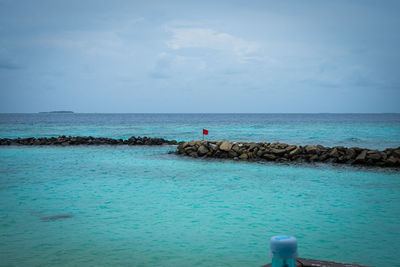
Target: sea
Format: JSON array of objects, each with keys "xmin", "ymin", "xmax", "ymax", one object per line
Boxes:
[{"xmin": 0, "ymin": 113, "xmax": 399, "ymax": 266}]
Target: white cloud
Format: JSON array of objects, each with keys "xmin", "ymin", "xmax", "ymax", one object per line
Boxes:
[{"xmin": 166, "ymin": 27, "xmax": 260, "ymax": 58}]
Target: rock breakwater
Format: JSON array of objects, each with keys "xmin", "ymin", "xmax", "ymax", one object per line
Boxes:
[
  {"xmin": 0, "ymin": 136, "xmax": 178, "ymax": 146},
  {"xmin": 176, "ymin": 140, "xmax": 400, "ymax": 168}
]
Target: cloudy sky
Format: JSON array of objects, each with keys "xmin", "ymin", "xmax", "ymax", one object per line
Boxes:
[{"xmin": 0, "ymin": 0, "xmax": 399, "ymax": 113}]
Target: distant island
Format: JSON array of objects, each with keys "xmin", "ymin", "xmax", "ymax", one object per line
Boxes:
[{"xmin": 38, "ymin": 111, "xmax": 74, "ymax": 114}]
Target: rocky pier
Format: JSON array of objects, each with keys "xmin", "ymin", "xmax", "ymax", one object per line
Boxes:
[
  {"xmin": 0, "ymin": 136, "xmax": 178, "ymax": 146},
  {"xmin": 175, "ymin": 140, "xmax": 400, "ymax": 168}
]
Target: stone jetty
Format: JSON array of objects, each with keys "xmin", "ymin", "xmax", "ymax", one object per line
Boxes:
[
  {"xmin": 0, "ymin": 136, "xmax": 178, "ymax": 146},
  {"xmin": 175, "ymin": 140, "xmax": 400, "ymax": 168}
]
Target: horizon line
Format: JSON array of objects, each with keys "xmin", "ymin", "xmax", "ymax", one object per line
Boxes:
[{"xmin": 1, "ymin": 112, "xmax": 400, "ymax": 115}]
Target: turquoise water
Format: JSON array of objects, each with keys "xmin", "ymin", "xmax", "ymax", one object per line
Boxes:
[
  {"xmin": 1, "ymin": 114, "xmax": 400, "ymax": 266},
  {"xmin": 1, "ymin": 113, "xmax": 400, "ymax": 149}
]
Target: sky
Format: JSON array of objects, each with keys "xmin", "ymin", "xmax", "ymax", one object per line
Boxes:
[{"xmin": 0, "ymin": 0, "xmax": 399, "ymax": 113}]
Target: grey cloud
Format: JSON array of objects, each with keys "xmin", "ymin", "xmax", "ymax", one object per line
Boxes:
[{"xmin": 0, "ymin": 0, "xmax": 399, "ymax": 112}]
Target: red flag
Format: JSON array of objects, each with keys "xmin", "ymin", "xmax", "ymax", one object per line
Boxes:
[{"xmin": 203, "ymin": 129, "xmax": 208, "ymax": 135}]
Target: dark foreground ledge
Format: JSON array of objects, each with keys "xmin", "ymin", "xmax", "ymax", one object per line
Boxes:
[
  {"xmin": 0, "ymin": 136, "xmax": 178, "ymax": 146},
  {"xmin": 263, "ymin": 257, "xmax": 368, "ymax": 267},
  {"xmin": 175, "ymin": 140, "xmax": 400, "ymax": 168}
]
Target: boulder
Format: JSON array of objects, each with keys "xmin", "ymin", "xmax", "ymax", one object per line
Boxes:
[
  {"xmin": 248, "ymin": 143, "xmax": 258, "ymax": 151},
  {"xmin": 305, "ymin": 145, "xmax": 318, "ymax": 154},
  {"xmin": 336, "ymin": 146, "xmax": 346, "ymax": 152},
  {"xmin": 188, "ymin": 141, "xmax": 197, "ymax": 147},
  {"xmin": 337, "ymin": 156, "xmax": 346, "ymax": 163},
  {"xmin": 329, "ymin": 148, "xmax": 339, "ymax": 158},
  {"xmin": 209, "ymin": 143, "xmax": 217, "ymax": 151},
  {"xmin": 386, "ymin": 156, "xmax": 398, "ymax": 165},
  {"xmin": 232, "ymin": 144, "xmax": 240, "ymax": 153},
  {"xmin": 289, "ymin": 146, "xmax": 302, "ymax": 156},
  {"xmin": 184, "ymin": 146, "xmax": 195, "ymax": 153},
  {"xmin": 228, "ymin": 150, "xmax": 238, "ymax": 158},
  {"xmin": 248, "ymin": 152, "xmax": 257, "ymax": 159},
  {"xmin": 198, "ymin": 145, "xmax": 209, "ymax": 156},
  {"xmin": 263, "ymin": 153, "xmax": 276, "ymax": 160},
  {"xmin": 285, "ymin": 145, "xmax": 297, "ymax": 153},
  {"xmin": 219, "ymin": 152, "xmax": 228, "ymax": 158},
  {"xmin": 355, "ymin": 150, "xmax": 367, "ymax": 162},
  {"xmin": 239, "ymin": 153, "xmax": 248, "ymax": 159},
  {"xmin": 319, "ymin": 153, "xmax": 330, "ymax": 161},
  {"xmin": 269, "ymin": 148, "xmax": 286, "ymax": 155},
  {"xmin": 345, "ymin": 148, "xmax": 357, "ymax": 160},
  {"xmin": 367, "ymin": 152, "xmax": 381, "ymax": 161},
  {"xmin": 220, "ymin": 141, "xmax": 233, "ymax": 151},
  {"xmin": 393, "ymin": 149, "xmax": 400, "ymax": 157},
  {"xmin": 277, "ymin": 143, "xmax": 288, "ymax": 149}
]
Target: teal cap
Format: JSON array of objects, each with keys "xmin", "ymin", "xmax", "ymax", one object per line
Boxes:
[{"xmin": 270, "ymin": 235, "xmax": 298, "ymax": 259}]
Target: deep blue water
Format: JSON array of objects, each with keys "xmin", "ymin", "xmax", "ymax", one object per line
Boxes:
[{"xmin": 0, "ymin": 113, "xmax": 399, "ymax": 266}]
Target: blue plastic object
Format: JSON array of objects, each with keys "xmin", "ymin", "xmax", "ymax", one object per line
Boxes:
[{"xmin": 270, "ymin": 235, "xmax": 297, "ymax": 267}]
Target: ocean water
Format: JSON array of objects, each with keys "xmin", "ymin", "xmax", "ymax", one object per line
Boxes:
[
  {"xmin": 1, "ymin": 113, "xmax": 400, "ymax": 149},
  {"xmin": 0, "ymin": 114, "xmax": 400, "ymax": 266}
]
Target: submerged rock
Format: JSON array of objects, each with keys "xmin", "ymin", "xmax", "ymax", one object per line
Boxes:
[{"xmin": 40, "ymin": 214, "xmax": 74, "ymax": 221}]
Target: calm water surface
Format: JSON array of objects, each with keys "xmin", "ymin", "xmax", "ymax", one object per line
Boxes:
[
  {"xmin": 1, "ymin": 113, "xmax": 400, "ymax": 149},
  {"xmin": 0, "ymin": 114, "xmax": 399, "ymax": 266}
]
